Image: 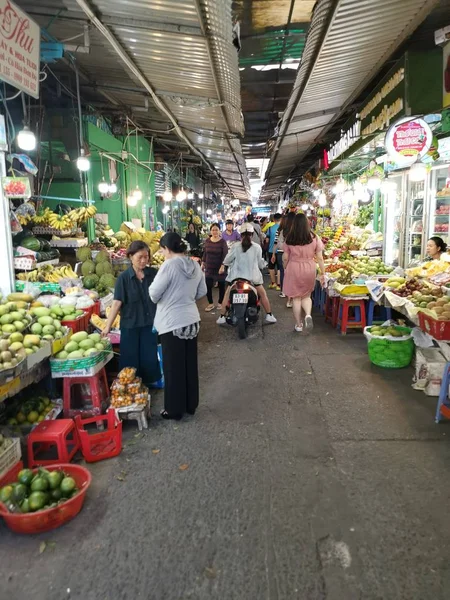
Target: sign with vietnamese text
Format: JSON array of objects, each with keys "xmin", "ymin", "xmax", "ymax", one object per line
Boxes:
[
  {"xmin": 385, "ymin": 117, "xmax": 433, "ymax": 163},
  {"xmin": 0, "ymin": 0, "xmax": 40, "ymax": 98}
]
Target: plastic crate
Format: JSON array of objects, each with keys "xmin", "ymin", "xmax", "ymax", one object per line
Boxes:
[
  {"xmin": 0, "ymin": 464, "xmax": 92, "ymax": 534},
  {"xmin": 75, "ymin": 409, "xmax": 122, "ymax": 463},
  {"xmin": 418, "ymin": 312, "xmax": 450, "ymax": 341},
  {"xmin": 15, "ymin": 281, "xmax": 61, "ymax": 294},
  {"xmin": 366, "ymin": 326, "xmax": 414, "ymax": 369},
  {"xmin": 81, "ymin": 301, "xmax": 101, "ymax": 320},
  {"xmin": 50, "ymin": 343, "xmax": 113, "ymax": 377},
  {"xmin": 61, "ymin": 312, "xmax": 89, "ymax": 333},
  {"xmin": 0, "ymin": 460, "xmax": 23, "ymax": 487},
  {"xmin": 0, "ymin": 438, "xmax": 22, "ymax": 480}
]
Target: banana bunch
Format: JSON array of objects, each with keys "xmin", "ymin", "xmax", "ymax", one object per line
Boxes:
[
  {"xmin": 69, "ymin": 205, "xmax": 97, "ymax": 224},
  {"xmin": 17, "ymin": 215, "xmax": 31, "ymax": 226},
  {"xmin": 17, "ymin": 264, "xmax": 78, "ymax": 282},
  {"xmin": 33, "ymin": 207, "xmax": 53, "ymax": 225},
  {"xmin": 48, "ymin": 212, "xmax": 73, "ymax": 231},
  {"xmin": 105, "ymin": 306, "xmax": 120, "ymax": 329},
  {"xmin": 91, "ymin": 314, "xmax": 107, "ymax": 331}
]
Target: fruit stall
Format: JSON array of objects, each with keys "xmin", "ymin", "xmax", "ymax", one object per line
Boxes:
[{"xmin": 0, "ymin": 206, "xmax": 168, "ymax": 532}]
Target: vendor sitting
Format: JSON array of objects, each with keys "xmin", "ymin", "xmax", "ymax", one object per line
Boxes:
[{"xmin": 426, "ymin": 236, "xmax": 447, "ymax": 261}]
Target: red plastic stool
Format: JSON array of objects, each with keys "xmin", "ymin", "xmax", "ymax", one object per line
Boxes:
[
  {"xmin": 28, "ymin": 420, "xmax": 80, "ymax": 468},
  {"xmin": 63, "ymin": 368, "xmax": 109, "ymax": 419},
  {"xmin": 325, "ymin": 294, "xmax": 340, "ymax": 328},
  {"xmin": 75, "ymin": 410, "xmax": 122, "ymax": 463},
  {"xmin": 337, "ymin": 298, "xmax": 367, "ymax": 335}
]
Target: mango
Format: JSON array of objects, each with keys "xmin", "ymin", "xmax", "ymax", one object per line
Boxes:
[
  {"xmin": 37, "ymin": 316, "xmax": 54, "ymax": 327},
  {"xmin": 31, "ymin": 307, "xmax": 51, "ymax": 318},
  {"xmin": 67, "ymin": 350, "xmax": 84, "ymax": 359},
  {"xmin": 79, "ymin": 339, "xmax": 95, "ymax": 350},
  {"xmin": 65, "ymin": 341, "xmax": 79, "ymax": 353},
  {"xmin": 23, "ymin": 334, "xmax": 41, "ymax": 349},
  {"xmin": 71, "ymin": 331, "xmax": 89, "ymax": 344},
  {"xmin": 2, "ymin": 324, "xmax": 16, "ymax": 334},
  {"xmin": 55, "ymin": 351, "xmax": 68, "ymax": 359}
]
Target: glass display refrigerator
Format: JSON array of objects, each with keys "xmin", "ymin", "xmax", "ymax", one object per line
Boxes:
[
  {"xmin": 427, "ymin": 165, "xmax": 450, "ymax": 247},
  {"xmin": 383, "ymin": 173, "xmax": 404, "ymax": 267},
  {"xmin": 404, "ymin": 177, "xmax": 426, "ymax": 266}
]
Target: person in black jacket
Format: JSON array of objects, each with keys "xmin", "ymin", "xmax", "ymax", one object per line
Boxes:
[{"xmin": 185, "ymin": 222, "xmax": 200, "ymax": 250}]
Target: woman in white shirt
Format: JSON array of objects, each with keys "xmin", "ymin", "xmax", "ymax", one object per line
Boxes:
[{"xmin": 216, "ymin": 223, "xmax": 276, "ymax": 325}]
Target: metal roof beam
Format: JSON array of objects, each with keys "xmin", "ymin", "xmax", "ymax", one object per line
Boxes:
[{"xmin": 74, "ymin": 0, "xmax": 239, "ymax": 199}]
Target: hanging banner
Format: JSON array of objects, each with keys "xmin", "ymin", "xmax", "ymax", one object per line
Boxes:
[
  {"xmin": 0, "ymin": 1, "xmax": 40, "ymax": 98},
  {"xmin": 385, "ymin": 117, "xmax": 433, "ymax": 163},
  {"xmin": 444, "ymin": 42, "xmax": 450, "ymax": 109}
]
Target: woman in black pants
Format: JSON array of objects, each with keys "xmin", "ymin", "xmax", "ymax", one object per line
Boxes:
[
  {"xmin": 149, "ymin": 233, "xmax": 207, "ymax": 420},
  {"xmin": 202, "ymin": 223, "xmax": 228, "ymax": 312}
]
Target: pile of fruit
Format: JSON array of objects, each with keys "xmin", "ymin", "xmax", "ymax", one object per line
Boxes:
[
  {"xmin": 384, "ymin": 277, "xmax": 406, "ymax": 289},
  {"xmin": 31, "ymin": 305, "xmax": 82, "ymax": 333},
  {"xmin": 391, "ymin": 278, "xmax": 439, "ymax": 300},
  {"xmin": 325, "ymin": 263, "xmax": 347, "ymax": 274},
  {"xmin": 90, "ymin": 308, "xmax": 120, "ymax": 332},
  {"xmin": 76, "ymin": 247, "xmax": 116, "ymax": 296},
  {"xmin": 338, "ymin": 256, "xmax": 394, "ymax": 277},
  {"xmin": 336, "ymin": 265, "xmax": 353, "ymax": 285},
  {"xmin": 423, "ymin": 296, "xmax": 450, "ymax": 321},
  {"xmin": 16, "ymin": 264, "xmax": 78, "ymax": 283},
  {"xmin": 365, "ymin": 325, "xmax": 414, "ymax": 369},
  {"xmin": 110, "ymin": 368, "xmax": 149, "ymax": 408},
  {"xmin": 151, "ymin": 252, "xmax": 165, "ymax": 269},
  {"xmin": 7, "ymin": 395, "xmax": 53, "ymax": 427},
  {"xmin": 0, "ymin": 467, "xmax": 79, "ymax": 514},
  {"xmin": 54, "ymin": 331, "xmax": 109, "ymax": 360}
]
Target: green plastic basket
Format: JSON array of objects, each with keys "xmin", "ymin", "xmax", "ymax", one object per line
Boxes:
[
  {"xmin": 50, "ymin": 342, "xmax": 112, "ymax": 374},
  {"xmin": 366, "ymin": 326, "xmax": 414, "ymax": 369},
  {"xmin": 15, "ymin": 281, "xmax": 61, "ymax": 294}
]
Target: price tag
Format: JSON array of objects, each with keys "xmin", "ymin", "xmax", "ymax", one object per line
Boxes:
[{"xmin": 0, "ymin": 376, "xmax": 21, "ymax": 401}]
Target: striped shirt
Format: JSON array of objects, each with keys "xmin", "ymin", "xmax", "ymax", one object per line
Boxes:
[{"xmin": 202, "ymin": 238, "xmax": 228, "ymax": 280}]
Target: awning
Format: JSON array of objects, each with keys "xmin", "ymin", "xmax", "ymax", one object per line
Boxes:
[
  {"xmin": 261, "ymin": 0, "xmax": 440, "ymax": 200},
  {"xmin": 17, "ymin": 0, "xmax": 250, "ymax": 200}
]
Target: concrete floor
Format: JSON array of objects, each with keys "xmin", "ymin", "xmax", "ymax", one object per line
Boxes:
[{"xmin": 2, "ymin": 293, "xmax": 450, "ymax": 600}]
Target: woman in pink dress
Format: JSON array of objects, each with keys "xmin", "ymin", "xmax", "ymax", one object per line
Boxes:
[{"xmin": 283, "ymin": 214, "xmax": 326, "ymax": 332}]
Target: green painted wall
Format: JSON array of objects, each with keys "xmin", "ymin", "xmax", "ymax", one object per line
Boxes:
[{"xmin": 41, "ymin": 121, "xmax": 157, "ymax": 233}]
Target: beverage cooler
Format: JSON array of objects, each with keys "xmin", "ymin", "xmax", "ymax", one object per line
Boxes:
[
  {"xmin": 383, "ymin": 173, "xmax": 404, "ymax": 267},
  {"xmin": 427, "ymin": 165, "xmax": 450, "ymax": 247}
]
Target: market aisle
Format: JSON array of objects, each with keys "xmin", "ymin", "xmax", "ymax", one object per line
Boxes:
[{"xmin": 2, "ymin": 295, "xmax": 450, "ymax": 600}]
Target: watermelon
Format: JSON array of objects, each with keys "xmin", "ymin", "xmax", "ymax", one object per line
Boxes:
[{"xmin": 20, "ymin": 236, "xmax": 41, "ymax": 252}]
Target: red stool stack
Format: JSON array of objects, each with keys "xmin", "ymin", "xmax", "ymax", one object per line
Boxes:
[
  {"xmin": 28, "ymin": 420, "xmax": 80, "ymax": 468},
  {"xmin": 63, "ymin": 368, "xmax": 109, "ymax": 419},
  {"xmin": 337, "ymin": 298, "xmax": 367, "ymax": 335}
]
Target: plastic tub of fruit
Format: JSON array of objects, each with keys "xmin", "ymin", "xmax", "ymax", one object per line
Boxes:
[
  {"xmin": 364, "ymin": 325, "xmax": 414, "ymax": 368},
  {"xmin": 0, "ymin": 464, "xmax": 91, "ymax": 534}
]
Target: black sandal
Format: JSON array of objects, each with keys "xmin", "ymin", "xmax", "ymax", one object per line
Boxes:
[{"xmin": 160, "ymin": 410, "xmax": 182, "ymax": 421}]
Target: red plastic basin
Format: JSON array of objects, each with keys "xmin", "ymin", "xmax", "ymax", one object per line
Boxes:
[{"xmin": 0, "ymin": 463, "xmax": 92, "ymax": 534}]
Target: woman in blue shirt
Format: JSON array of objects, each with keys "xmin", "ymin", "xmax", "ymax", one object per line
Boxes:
[{"xmin": 103, "ymin": 241, "xmax": 160, "ymax": 387}]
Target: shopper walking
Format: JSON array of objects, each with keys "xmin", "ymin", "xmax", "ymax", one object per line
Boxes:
[
  {"xmin": 216, "ymin": 223, "xmax": 276, "ymax": 325},
  {"xmin": 272, "ymin": 212, "xmax": 295, "ymax": 304},
  {"xmin": 149, "ymin": 232, "xmax": 207, "ymax": 420},
  {"xmin": 283, "ymin": 213, "xmax": 326, "ymax": 332},
  {"xmin": 246, "ymin": 213, "xmax": 264, "ymax": 246},
  {"xmin": 265, "ymin": 213, "xmax": 281, "ymax": 290},
  {"xmin": 222, "ymin": 219, "xmax": 241, "ymax": 246},
  {"xmin": 103, "ymin": 241, "xmax": 161, "ymax": 386},
  {"xmin": 202, "ymin": 223, "xmax": 228, "ymax": 311}
]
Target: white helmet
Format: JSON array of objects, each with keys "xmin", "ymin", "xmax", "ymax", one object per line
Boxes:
[{"xmin": 239, "ymin": 223, "xmax": 254, "ymax": 234}]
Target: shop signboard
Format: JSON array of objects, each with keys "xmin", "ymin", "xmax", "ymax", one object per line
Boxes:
[
  {"xmin": 326, "ymin": 50, "xmax": 443, "ymax": 166},
  {"xmin": 0, "ymin": 0, "xmax": 40, "ymax": 98},
  {"xmin": 385, "ymin": 117, "xmax": 433, "ymax": 163}
]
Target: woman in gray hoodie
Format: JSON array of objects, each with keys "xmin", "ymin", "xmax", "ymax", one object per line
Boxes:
[{"xmin": 149, "ymin": 232, "xmax": 207, "ymax": 420}]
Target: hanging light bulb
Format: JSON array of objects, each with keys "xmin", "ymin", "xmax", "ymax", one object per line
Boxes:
[
  {"xmin": 318, "ymin": 195, "xmax": 327, "ymax": 207},
  {"xmin": 206, "ymin": 208, "xmax": 212, "ymax": 215},
  {"xmin": 409, "ymin": 163, "xmax": 427, "ymax": 182},
  {"xmin": 177, "ymin": 188, "xmax": 187, "ymax": 202},
  {"xmin": 197, "ymin": 205, "xmax": 202, "ymax": 211},
  {"xmin": 98, "ymin": 178, "xmax": 109, "ymax": 195},
  {"xmin": 301, "ymin": 203, "xmax": 309, "ymax": 211},
  {"xmin": 361, "ymin": 191, "xmax": 372, "ymax": 204},
  {"xmin": 162, "ymin": 205, "xmax": 170, "ymax": 214},
  {"xmin": 367, "ymin": 176, "xmax": 381, "ymax": 191},
  {"xmin": 108, "ymin": 182, "xmax": 118, "ymax": 194},
  {"xmin": 16, "ymin": 126, "xmax": 36, "ymax": 151},
  {"xmin": 132, "ymin": 186, "xmax": 143, "ymax": 201},
  {"xmin": 187, "ymin": 192, "xmax": 194, "ymax": 200},
  {"xmin": 163, "ymin": 190, "xmax": 172, "ymax": 202},
  {"xmin": 199, "ymin": 193, "xmax": 204, "ymax": 199},
  {"xmin": 127, "ymin": 194, "xmax": 137, "ymax": 207},
  {"xmin": 76, "ymin": 149, "xmax": 90, "ymax": 172},
  {"xmin": 313, "ymin": 190, "xmax": 320, "ymax": 198}
]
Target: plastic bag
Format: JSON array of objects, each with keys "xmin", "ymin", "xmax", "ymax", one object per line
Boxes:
[{"xmin": 117, "ymin": 367, "xmax": 137, "ymax": 384}]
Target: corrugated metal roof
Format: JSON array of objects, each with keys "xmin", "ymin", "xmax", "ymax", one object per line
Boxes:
[
  {"xmin": 17, "ymin": 0, "xmax": 250, "ymax": 200},
  {"xmin": 261, "ymin": 0, "xmax": 440, "ymax": 200}
]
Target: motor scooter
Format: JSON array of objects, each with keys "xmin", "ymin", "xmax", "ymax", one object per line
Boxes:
[{"xmin": 225, "ymin": 278, "xmax": 260, "ymax": 339}]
